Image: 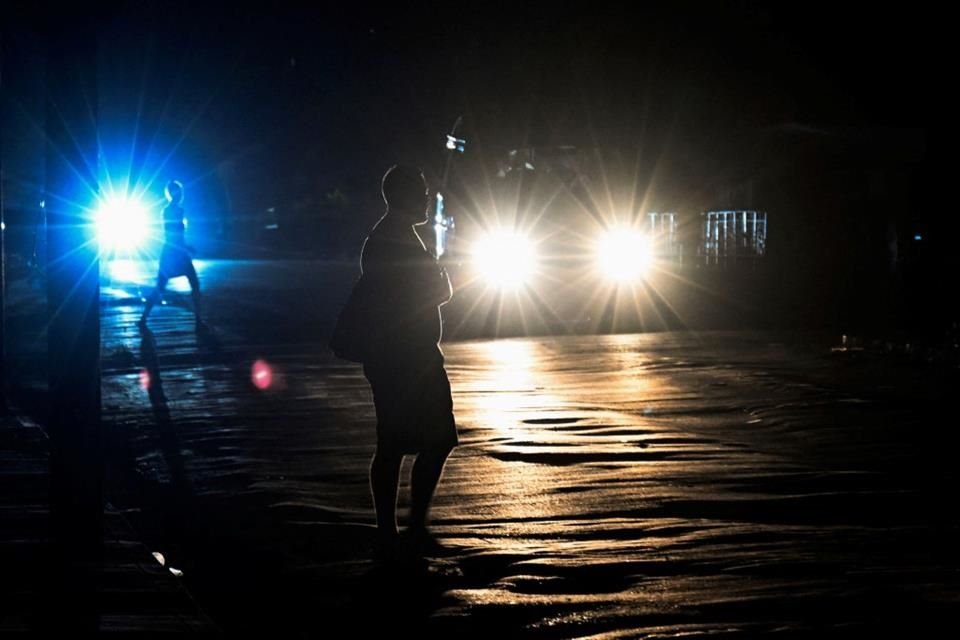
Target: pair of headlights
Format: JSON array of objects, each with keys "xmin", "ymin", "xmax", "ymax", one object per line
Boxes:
[{"xmin": 471, "ymin": 229, "xmax": 654, "ymax": 289}]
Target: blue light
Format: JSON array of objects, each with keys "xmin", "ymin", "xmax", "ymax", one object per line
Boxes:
[
  {"xmin": 914, "ymin": 234, "xmax": 922, "ymax": 241},
  {"xmin": 434, "ymin": 192, "xmax": 445, "ymax": 223},
  {"xmin": 433, "ymin": 192, "xmax": 456, "ymax": 258},
  {"xmin": 95, "ymin": 191, "xmax": 152, "ymax": 254},
  {"xmin": 446, "ymin": 134, "xmax": 466, "ymax": 153}
]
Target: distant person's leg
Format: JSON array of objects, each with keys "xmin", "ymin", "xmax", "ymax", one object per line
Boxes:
[
  {"xmin": 139, "ymin": 273, "xmax": 169, "ymax": 328},
  {"xmin": 184, "ymin": 261, "xmax": 202, "ymax": 325}
]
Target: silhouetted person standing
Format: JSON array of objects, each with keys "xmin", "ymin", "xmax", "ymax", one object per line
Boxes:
[
  {"xmin": 361, "ymin": 164, "xmax": 457, "ymax": 554},
  {"xmin": 139, "ymin": 180, "xmax": 203, "ymax": 331}
]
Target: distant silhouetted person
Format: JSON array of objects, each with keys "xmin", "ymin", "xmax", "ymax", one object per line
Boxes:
[
  {"xmin": 139, "ymin": 180, "xmax": 204, "ymax": 331},
  {"xmin": 360, "ymin": 164, "xmax": 457, "ymax": 555}
]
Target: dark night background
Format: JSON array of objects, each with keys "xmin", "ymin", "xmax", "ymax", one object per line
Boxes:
[
  {"xmin": 1, "ymin": 1, "xmax": 949, "ymax": 339},
  {"xmin": 2, "ymin": 3, "xmax": 956, "ymax": 636}
]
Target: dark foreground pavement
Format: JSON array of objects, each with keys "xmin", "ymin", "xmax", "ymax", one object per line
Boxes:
[
  {"xmin": 5, "ymin": 258, "xmax": 959, "ymax": 637},
  {"xmin": 1, "ymin": 412, "xmax": 217, "ymax": 635}
]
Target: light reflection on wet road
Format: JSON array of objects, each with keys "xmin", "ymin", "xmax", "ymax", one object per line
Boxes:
[{"xmin": 94, "ymin": 259, "xmax": 958, "ymax": 637}]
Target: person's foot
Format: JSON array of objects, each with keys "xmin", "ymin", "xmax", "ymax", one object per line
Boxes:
[
  {"xmin": 401, "ymin": 525, "xmax": 447, "ymax": 557},
  {"xmin": 373, "ymin": 528, "xmax": 401, "ymax": 565}
]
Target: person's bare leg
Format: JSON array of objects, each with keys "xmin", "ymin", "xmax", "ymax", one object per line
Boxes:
[
  {"xmin": 409, "ymin": 446, "xmax": 452, "ymax": 533},
  {"xmin": 139, "ymin": 275, "xmax": 168, "ymax": 329},
  {"xmin": 185, "ymin": 263, "xmax": 202, "ymax": 327},
  {"xmin": 370, "ymin": 448, "xmax": 403, "ymax": 545}
]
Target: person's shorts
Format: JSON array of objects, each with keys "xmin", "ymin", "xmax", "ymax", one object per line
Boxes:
[
  {"xmin": 363, "ymin": 353, "xmax": 458, "ymax": 454},
  {"xmin": 158, "ymin": 245, "xmax": 193, "ymax": 279}
]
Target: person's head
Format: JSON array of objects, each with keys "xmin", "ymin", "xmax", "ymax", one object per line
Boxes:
[
  {"xmin": 381, "ymin": 164, "xmax": 428, "ymax": 223},
  {"xmin": 165, "ymin": 180, "xmax": 184, "ymax": 205}
]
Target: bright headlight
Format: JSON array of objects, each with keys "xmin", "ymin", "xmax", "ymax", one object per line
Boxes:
[
  {"xmin": 473, "ymin": 231, "xmax": 537, "ymax": 289},
  {"xmin": 597, "ymin": 228, "xmax": 653, "ymax": 282}
]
